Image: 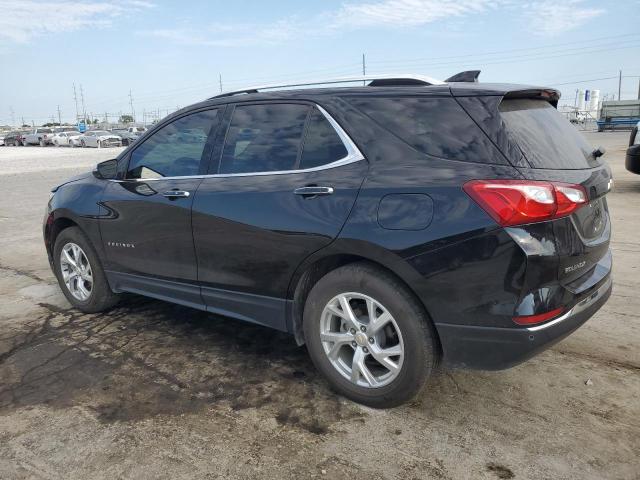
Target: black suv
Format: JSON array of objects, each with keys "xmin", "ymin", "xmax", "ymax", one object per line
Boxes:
[{"xmin": 44, "ymin": 74, "xmax": 613, "ymax": 407}]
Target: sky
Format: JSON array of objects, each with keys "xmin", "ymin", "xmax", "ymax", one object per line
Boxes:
[{"xmin": 0, "ymin": 0, "xmax": 639, "ymax": 126}]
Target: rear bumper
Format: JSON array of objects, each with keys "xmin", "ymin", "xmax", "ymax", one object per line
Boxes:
[{"xmin": 436, "ymin": 275, "xmax": 612, "ymax": 370}]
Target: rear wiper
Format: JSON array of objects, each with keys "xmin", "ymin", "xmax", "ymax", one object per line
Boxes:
[{"xmin": 592, "ymin": 146, "xmax": 606, "ymax": 158}]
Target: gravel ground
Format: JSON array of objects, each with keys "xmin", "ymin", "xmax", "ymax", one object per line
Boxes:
[
  {"xmin": 0, "ymin": 133, "xmax": 638, "ymax": 480},
  {"xmin": 0, "ymin": 145, "xmax": 125, "ymax": 176}
]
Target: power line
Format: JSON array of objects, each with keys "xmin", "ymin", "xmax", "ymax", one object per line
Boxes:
[{"xmin": 367, "ymin": 33, "xmax": 640, "ymax": 66}]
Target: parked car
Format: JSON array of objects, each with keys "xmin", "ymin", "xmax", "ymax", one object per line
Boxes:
[
  {"xmin": 79, "ymin": 130, "xmax": 122, "ymax": 148},
  {"xmin": 24, "ymin": 127, "xmax": 54, "ymax": 146},
  {"xmin": 625, "ymin": 121, "xmax": 640, "ymax": 174},
  {"xmin": 51, "ymin": 131, "xmax": 81, "ymax": 147},
  {"xmin": 68, "ymin": 132, "xmax": 83, "ymax": 148},
  {"xmin": 0, "ymin": 134, "xmax": 5, "ymax": 146},
  {"xmin": 3, "ymin": 131, "xmax": 21, "ymax": 146},
  {"xmin": 111, "ymin": 126, "xmax": 147, "ymax": 146},
  {"xmin": 43, "ymin": 73, "xmax": 613, "ymax": 407}
]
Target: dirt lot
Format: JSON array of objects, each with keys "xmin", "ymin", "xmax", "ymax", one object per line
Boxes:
[{"xmin": 0, "ymin": 136, "xmax": 638, "ymax": 480}]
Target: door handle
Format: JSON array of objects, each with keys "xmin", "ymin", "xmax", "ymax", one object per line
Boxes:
[
  {"xmin": 162, "ymin": 190, "xmax": 190, "ymax": 199},
  {"xmin": 293, "ymin": 186, "xmax": 334, "ymax": 197}
]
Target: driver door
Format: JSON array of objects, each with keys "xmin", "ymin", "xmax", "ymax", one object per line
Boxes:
[{"xmin": 99, "ymin": 108, "xmax": 222, "ymax": 307}]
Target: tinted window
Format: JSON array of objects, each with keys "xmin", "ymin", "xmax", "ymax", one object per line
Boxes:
[
  {"xmin": 500, "ymin": 99, "xmax": 597, "ymax": 170},
  {"xmin": 127, "ymin": 109, "xmax": 219, "ymax": 179},
  {"xmin": 347, "ymin": 96, "xmax": 499, "ymax": 163},
  {"xmin": 219, "ymin": 104, "xmax": 309, "ymax": 174},
  {"xmin": 300, "ymin": 108, "xmax": 348, "ymax": 169}
]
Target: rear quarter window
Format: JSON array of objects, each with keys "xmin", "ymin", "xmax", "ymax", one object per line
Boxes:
[
  {"xmin": 346, "ymin": 96, "xmax": 504, "ymax": 164},
  {"xmin": 499, "ymin": 99, "xmax": 599, "ymax": 170}
]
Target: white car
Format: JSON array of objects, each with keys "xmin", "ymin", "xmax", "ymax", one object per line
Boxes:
[
  {"xmin": 79, "ymin": 130, "xmax": 123, "ymax": 148},
  {"xmin": 51, "ymin": 131, "xmax": 81, "ymax": 147}
]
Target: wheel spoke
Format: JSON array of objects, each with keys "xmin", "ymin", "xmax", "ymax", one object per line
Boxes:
[
  {"xmin": 320, "ymin": 332, "xmax": 352, "ymax": 360},
  {"xmin": 369, "ymin": 344, "xmax": 402, "ymax": 373},
  {"xmin": 338, "ymin": 295, "xmax": 360, "ymax": 328},
  {"xmin": 62, "ymin": 249, "xmax": 77, "ymax": 269},
  {"xmin": 77, "ymin": 280, "xmax": 91, "ymax": 300},
  {"xmin": 351, "ymin": 348, "xmax": 377, "ymax": 386},
  {"xmin": 369, "ymin": 311, "xmax": 392, "ymax": 334}
]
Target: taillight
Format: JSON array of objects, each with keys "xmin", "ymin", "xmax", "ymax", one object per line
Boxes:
[
  {"xmin": 513, "ymin": 306, "xmax": 564, "ymax": 326},
  {"xmin": 463, "ymin": 180, "xmax": 587, "ymax": 226}
]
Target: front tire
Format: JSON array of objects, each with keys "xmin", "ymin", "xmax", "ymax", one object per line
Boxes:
[
  {"xmin": 303, "ymin": 262, "xmax": 437, "ymax": 408},
  {"xmin": 53, "ymin": 227, "xmax": 119, "ymax": 313}
]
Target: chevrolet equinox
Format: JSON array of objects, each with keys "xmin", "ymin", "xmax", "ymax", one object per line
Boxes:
[{"xmin": 44, "ymin": 72, "xmax": 613, "ymax": 407}]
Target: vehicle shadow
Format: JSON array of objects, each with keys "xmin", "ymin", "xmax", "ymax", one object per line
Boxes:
[{"xmin": 0, "ymin": 296, "xmax": 367, "ymax": 434}]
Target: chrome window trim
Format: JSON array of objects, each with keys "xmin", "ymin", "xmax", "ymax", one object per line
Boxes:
[{"xmin": 111, "ymin": 103, "xmax": 365, "ymax": 182}]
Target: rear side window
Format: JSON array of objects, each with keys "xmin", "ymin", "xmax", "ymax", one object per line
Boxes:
[
  {"xmin": 499, "ymin": 99, "xmax": 598, "ymax": 170},
  {"xmin": 127, "ymin": 109, "xmax": 219, "ymax": 179},
  {"xmin": 220, "ymin": 104, "xmax": 309, "ymax": 174},
  {"xmin": 347, "ymin": 96, "xmax": 499, "ymax": 164},
  {"xmin": 300, "ymin": 107, "xmax": 348, "ymax": 169}
]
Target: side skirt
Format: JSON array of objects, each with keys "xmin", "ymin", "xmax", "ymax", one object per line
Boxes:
[{"xmin": 106, "ymin": 271, "xmax": 290, "ymax": 332}]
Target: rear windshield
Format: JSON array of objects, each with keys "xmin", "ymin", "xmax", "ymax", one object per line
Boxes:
[{"xmin": 499, "ymin": 99, "xmax": 599, "ymax": 170}]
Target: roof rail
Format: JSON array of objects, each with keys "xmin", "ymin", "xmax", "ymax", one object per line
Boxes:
[{"xmin": 211, "ymin": 74, "xmax": 446, "ymax": 99}]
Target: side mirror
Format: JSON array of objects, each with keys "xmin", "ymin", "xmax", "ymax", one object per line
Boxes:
[
  {"xmin": 94, "ymin": 159, "xmax": 118, "ymax": 180},
  {"xmin": 630, "ymin": 127, "xmax": 638, "ymax": 147}
]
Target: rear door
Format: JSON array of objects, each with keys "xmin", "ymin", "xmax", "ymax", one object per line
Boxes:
[{"xmin": 192, "ymin": 102, "xmax": 367, "ymax": 330}]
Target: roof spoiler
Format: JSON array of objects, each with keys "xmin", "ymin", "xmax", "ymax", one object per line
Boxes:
[{"xmin": 445, "ymin": 70, "xmax": 481, "ymax": 83}]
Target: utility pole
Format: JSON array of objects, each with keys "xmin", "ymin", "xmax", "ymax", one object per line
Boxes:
[
  {"xmin": 637, "ymin": 78, "xmax": 640, "ymax": 100},
  {"xmin": 618, "ymin": 70, "xmax": 622, "ymax": 101},
  {"xmin": 9, "ymin": 106, "xmax": 15, "ymax": 127},
  {"xmin": 574, "ymin": 89, "xmax": 579, "ymax": 107},
  {"xmin": 129, "ymin": 89, "xmax": 135, "ymax": 122},
  {"xmin": 219, "ymin": 74, "xmax": 223, "ymax": 93},
  {"xmin": 362, "ymin": 53, "xmax": 366, "ymax": 86},
  {"xmin": 80, "ymin": 84, "xmax": 87, "ymax": 122},
  {"xmin": 21, "ymin": 116, "xmax": 25, "ymax": 127},
  {"xmin": 57, "ymin": 105, "xmax": 62, "ymax": 125},
  {"xmin": 72, "ymin": 83, "xmax": 79, "ymax": 122}
]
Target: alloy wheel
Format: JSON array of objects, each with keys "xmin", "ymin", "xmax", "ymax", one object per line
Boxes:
[
  {"xmin": 320, "ymin": 292, "xmax": 404, "ymax": 388},
  {"xmin": 60, "ymin": 242, "xmax": 93, "ymax": 301}
]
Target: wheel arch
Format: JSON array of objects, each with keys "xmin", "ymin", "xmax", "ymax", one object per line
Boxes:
[{"xmin": 287, "ymin": 247, "xmax": 442, "ymax": 358}]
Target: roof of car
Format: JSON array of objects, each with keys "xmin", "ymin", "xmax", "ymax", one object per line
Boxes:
[{"xmin": 162, "ymin": 80, "xmax": 560, "ymax": 124}]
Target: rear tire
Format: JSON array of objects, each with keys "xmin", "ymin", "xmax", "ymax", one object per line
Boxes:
[
  {"xmin": 53, "ymin": 227, "xmax": 119, "ymax": 313},
  {"xmin": 81, "ymin": 140, "xmax": 86, "ymax": 148},
  {"xmin": 39, "ymin": 138, "xmax": 46, "ymax": 147},
  {"xmin": 303, "ymin": 262, "xmax": 437, "ymax": 408}
]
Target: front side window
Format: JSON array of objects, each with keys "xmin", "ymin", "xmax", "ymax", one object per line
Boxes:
[
  {"xmin": 299, "ymin": 107, "xmax": 348, "ymax": 169},
  {"xmin": 127, "ymin": 109, "xmax": 219, "ymax": 179},
  {"xmin": 219, "ymin": 104, "xmax": 309, "ymax": 174}
]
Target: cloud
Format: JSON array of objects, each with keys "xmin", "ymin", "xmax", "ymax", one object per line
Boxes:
[
  {"xmin": 139, "ymin": 0, "xmax": 606, "ymax": 47},
  {"xmin": 140, "ymin": 1, "xmax": 502, "ymax": 47},
  {"xmin": 140, "ymin": 19, "xmax": 300, "ymax": 48},
  {"xmin": 330, "ymin": 0, "xmax": 502, "ymax": 29},
  {"xmin": 521, "ymin": 0, "xmax": 604, "ymax": 36},
  {"xmin": 0, "ymin": 0, "xmax": 153, "ymax": 44}
]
